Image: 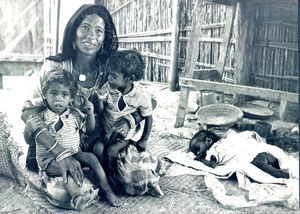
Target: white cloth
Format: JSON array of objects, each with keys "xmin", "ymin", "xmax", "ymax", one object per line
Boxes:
[
  {"xmin": 166, "ymin": 130, "xmax": 298, "ymax": 181},
  {"xmin": 165, "ymin": 130, "xmax": 299, "ymax": 210}
]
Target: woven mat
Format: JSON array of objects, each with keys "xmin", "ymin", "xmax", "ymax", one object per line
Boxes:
[
  {"xmin": 0, "ymin": 111, "xmax": 295, "ymax": 214},
  {"xmin": 22, "ymin": 173, "xmax": 294, "ymax": 214},
  {"xmin": 19, "ymin": 134, "xmax": 293, "ymax": 214}
]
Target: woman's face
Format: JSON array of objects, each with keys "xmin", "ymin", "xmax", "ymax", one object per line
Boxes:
[{"xmin": 75, "ymin": 14, "xmax": 105, "ymax": 56}]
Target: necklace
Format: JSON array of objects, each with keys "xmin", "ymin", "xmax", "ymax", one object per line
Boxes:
[
  {"xmin": 73, "ymin": 61, "xmax": 100, "ymax": 83},
  {"xmin": 78, "ymin": 74, "xmax": 86, "ymax": 81}
]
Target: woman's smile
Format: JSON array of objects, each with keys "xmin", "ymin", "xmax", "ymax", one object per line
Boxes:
[{"xmin": 82, "ymin": 41, "xmax": 96, "ymax": 48}]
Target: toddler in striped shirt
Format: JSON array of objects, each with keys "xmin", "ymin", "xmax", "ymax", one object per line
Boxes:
[{"xmin": 35, "ymin": 69, "xmax": 121, "ymax": 210}]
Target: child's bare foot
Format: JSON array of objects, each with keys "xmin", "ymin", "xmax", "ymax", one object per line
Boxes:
[
  {"xmin": 156, "ymin": 158, "xmax": 167, "ymax": 176},
  {"xmin": 73, "ymin": 189, "xmax": 96, "ymax": 211},
  {"xmin": 105, "ymin": 190, "xmax": 122, "ymax": 207}
]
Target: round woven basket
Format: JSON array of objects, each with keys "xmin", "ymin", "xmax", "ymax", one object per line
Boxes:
[
  {"xmin": 196, "ymin": 104, "xmax": 243, "ymax": 127},
  {"xmin": 234, "ymin": 103, "xmax": 274, "ymax": 120}
]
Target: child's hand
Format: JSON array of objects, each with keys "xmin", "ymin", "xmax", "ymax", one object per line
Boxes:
[
  {"xmin": 97, "ymin": 91, "xmax": 108, "ymax": 101},
  {"xmin": 135, "ymin": 139, "xmax": 147, "ymax": 152},
  {"xmin": 84, "ymin": 101, "xmax": 94, "ymax": 115}
]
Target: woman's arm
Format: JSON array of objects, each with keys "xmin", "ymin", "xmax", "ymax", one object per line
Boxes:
[{"xmin": 85, "ymin": 101, "xmax": 95, "ymax": 133}]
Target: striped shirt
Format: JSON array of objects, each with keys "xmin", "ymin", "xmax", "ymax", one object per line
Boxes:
[{"xmin": 36, "ymin": 107, "xmax": 86, "ymax": 170}]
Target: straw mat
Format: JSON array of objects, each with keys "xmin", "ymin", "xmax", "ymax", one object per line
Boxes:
[
  {"xmin": 20, "ymin": 134, "xmax": 292, "ymax": 214},
  {"xmin": 0, "ymin": 113, "xmax": 294, "ymax": 214}
]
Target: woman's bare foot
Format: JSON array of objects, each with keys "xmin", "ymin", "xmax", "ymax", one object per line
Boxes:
[
  {"xmin": 73, "ymin": 189, "xmax": 96, "ymax": 211},
  {"xmin": 105, "ymin": 190, "xmax": 122, "ymax": 207}
]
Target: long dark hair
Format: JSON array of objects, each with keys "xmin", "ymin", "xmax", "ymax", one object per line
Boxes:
[{"xmin": 49, "ymin": 4, "xmax": 118, "ymax": 63}]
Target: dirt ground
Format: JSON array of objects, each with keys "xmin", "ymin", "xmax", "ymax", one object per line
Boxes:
[{"xmin": 0, "ymin": 77, "xmax": 299, "ymax": 213}]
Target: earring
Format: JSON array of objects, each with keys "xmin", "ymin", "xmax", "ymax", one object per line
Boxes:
[
  {"xmin": 72, "ymin": 41, "xmax": 76, "ymax": 50},
  {"xmin": 99, "ymin": 44, "xmax": 104, "ymax": 53}
]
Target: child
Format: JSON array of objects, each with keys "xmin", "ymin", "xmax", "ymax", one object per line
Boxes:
[
  {"xmin": 36, "ymin": 69, "xmax": 121, "ymax": 210},
  {"xmin": 95, "ymin": 50, "xmax": 153, "ymax": 172},
  {"xmin": 189, "ymin": 130, "xmax": 289, "ymax": 179}
]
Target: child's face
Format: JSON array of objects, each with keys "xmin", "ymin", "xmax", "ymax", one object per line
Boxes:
[
  {"xmin": 190, "ymin": 133, "xmax": 213, "ymax": 158},
  {"xmin": 107, "ymin": 70, "xmax": 129, "ymax": 89},
  {"xmin": 45, "ymin": 82, "xmax": 72, "ymax": 115}
]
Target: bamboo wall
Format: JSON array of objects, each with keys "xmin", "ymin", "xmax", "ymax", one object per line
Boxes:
[
  {"xmin": 103, "ymin": 0, "xmax": 173, "ymax": 82},
  {"xmin": 103, "ymin": 0, "xmax": 235, "ymax": 83},
  {"xmin": 0, "ymin": 0, "xmax": 44, "ymax": 62},
  {"xmin": 251, "ymin": 3, "xmax": 298, "ymax": 93},
  {"xmin": 103, "ymin": 0, "xmax": 298, "ymax": 93},
  {"xmin": 178, "ymin": 2, "xmax": 235, "ymax": 82}
]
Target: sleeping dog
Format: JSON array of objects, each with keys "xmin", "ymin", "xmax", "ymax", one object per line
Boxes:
[{"xmin": 189, "ymin": 130, "xmax": 289, "ymax": 178}]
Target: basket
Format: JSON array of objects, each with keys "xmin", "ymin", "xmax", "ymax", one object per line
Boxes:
[
  {"xmin": 196, "ymin": 104, "xmax": 243, "ymax": 127},
  {"xmin": 235, "ymin": 103, "xmax": 274, "ymax": 120}
]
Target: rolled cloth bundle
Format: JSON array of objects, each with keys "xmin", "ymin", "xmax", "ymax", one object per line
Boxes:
[{"xmin": 117, "ymin": 145, "xmax": 164, "ymax": 198}]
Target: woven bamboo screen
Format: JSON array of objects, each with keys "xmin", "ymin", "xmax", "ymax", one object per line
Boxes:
[
  {"xmin": 102, "ymin": 0, "xmax": 297, "ymax": 93},
  {"xmin": 103, "ymin": 0, "xmax": 234, "ymax": 83},
  {"xmin": 103, "ymin": 0, "xmax": 173, "ymax": 82},
  {"xmin": 251, "ymin": 3, "xmax": 298, "ymax": 93},
  {"xmin": 0, "ymin": 0, "xmax": 44, "ymax": 62}
]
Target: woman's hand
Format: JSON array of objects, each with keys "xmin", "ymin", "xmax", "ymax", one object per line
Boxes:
[
  {"xmin": 96, "ymin": 91, "xmax": 108, "ymax": 101},
  {"xmin": 58, "ymin": 156, "xmax": 84, "ymax": 186},
  {"xmin": 25, "ymin": 116, "xmax": 44, "ymax": 132},
  {"xmin": 109, "ymin": 117, "xmax": 130, "ymax": 142},
  {"xmin": 24, "ymin": 116, "xmax": 44, "ymax": 144}
]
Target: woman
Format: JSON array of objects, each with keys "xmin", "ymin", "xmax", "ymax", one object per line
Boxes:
[{"xmin": 22, "ymin": 4, "xmax": 149, "ymax": 188}]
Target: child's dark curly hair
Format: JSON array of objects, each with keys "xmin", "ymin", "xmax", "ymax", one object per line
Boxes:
[
  {"xmin": 41, "ymin": 69, "xmax": 78, "ymax": 98},
  {"xmin": 106, "ymin": 49, "xmax": 145, "ymax": 81}
]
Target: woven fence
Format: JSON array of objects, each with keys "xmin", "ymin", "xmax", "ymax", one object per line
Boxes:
[
  {"xmin": 102, "ymin": 0, "xmax": 235, "ymax": 83},
  {"xmin": 251, "ymin": 3, "xmax": 298, "ymax": 93},
  {"xmin": 102, "ymin": 0, "xmax": 297, "ymax": 93}
]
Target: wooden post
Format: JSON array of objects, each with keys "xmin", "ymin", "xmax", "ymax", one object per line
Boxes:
[
  {"xmin": 0, "ymin": 74, "xmax": 3, "ymax": 89},
  {"xmin": 169, "ymin": 0, "xmax": 181, "ymax": 91},
  {"xmin": 55, "ymin": 0, "xmax": 61, "ymax": 54},
  {"xmin": 175, "ymin": 0, "xmax": 204, "ymax": 128},
  {"xmin": 233, "ymin": 1, "xmax": 255, "ymax": 104},
  {"xmin": 0, "ymin": 17, "xmax": 39, "ymax": 61},
  {"xmin": 216, "ymin": 0, "xmax": 237, "ymax": 78}
]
